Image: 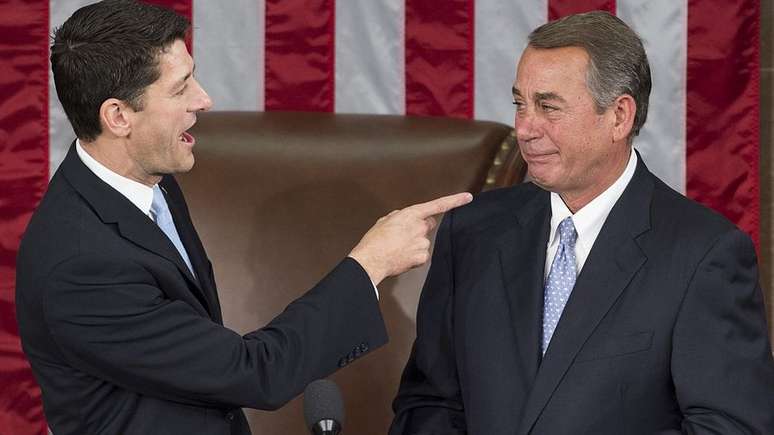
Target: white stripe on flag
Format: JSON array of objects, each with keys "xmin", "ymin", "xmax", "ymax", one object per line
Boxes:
[
  {"xmin": 618, "ymin": 0, "xmax": 687, "ymax": 193},
  {"xmin": 335, "ymin": 0, "xmax": 404, "ymax": 114},
  {"xmin": 49, "ymin": 0, "xmax": 94, "ymax": 176},
  {"xmin": 474, "ymin": 0, "xmax": 547, "ymax": 125},
  {"xmin": 193, "ymin": 0, "xmax": 264, "ymax": 111}
]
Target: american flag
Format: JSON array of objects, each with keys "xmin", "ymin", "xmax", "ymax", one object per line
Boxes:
[{"xmin": 0, "ymin": 0, "xmax": 759, "ymax": 433}]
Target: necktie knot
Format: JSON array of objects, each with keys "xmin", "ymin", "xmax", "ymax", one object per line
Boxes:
[{"xmin": 557, "ymin": 216, "xmax": 577, "ymax": 248}]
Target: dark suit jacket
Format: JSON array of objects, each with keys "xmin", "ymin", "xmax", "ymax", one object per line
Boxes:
[
  {"xmin": 16, "ymin": 144, "xmax": 388, "ymax": 435},
  {"xmin": 390, "ymin": 157, "xmax": 774, "ymax": 435}
]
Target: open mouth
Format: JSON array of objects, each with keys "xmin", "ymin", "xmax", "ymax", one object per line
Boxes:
[{"xmin": 179, "ymin": 131, "xmax": 195, "ymax": 146}]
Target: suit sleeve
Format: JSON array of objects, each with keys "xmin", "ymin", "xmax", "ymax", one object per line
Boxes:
[
  {"xmin": 389, "ymin": 212, "xmax": 467, "ymax": 435},
  {"xmin": 671, "ymin": 228, "xmax": 774, "ymax": 434},
  {"xmin": 42, "ymin": 255, "xmax": 387, "ymax": 410}
]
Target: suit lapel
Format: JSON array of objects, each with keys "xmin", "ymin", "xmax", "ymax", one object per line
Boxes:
[
  {"xmin": 59, "ymin": 144, "xmax": 212, "ymax": 316},
  {"xmin": 497, "ymin": 187, "xmax": 551, "ymax": 385},
  {"xmin": 160, "ymin": 176, "xmax": 223, "ymax": 324},
  {"xmin": 517, "ymin": 157, "xmax": 654, "ymax": 434}
]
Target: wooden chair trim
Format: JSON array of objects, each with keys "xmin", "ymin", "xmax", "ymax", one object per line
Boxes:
[{"xmin": 483, "ymin": 129, "xmax": 527, "ymax": 191}]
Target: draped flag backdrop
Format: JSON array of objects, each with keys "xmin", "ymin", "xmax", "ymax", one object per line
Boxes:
[{"xmin": 0, "ymin": 0, "xmax": 760, "ymax": 433}]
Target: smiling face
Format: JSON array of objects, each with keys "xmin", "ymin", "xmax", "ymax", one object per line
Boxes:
[
  {"xmin": 123, "ymin": 39, "xmax": 212, "ymax": 184},
  {"xmin": 513, "ymin": 46, "xmax": 631, "ymax": 211}
]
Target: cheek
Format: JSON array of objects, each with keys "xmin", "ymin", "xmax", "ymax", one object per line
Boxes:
[{"xmin": 549, "ymin": 116, "xmax": 597, "ymax": 153}]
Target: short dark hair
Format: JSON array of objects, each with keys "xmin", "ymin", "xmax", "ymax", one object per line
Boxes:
[
  {"xmin": 51, "ymin": 0, "xmax": 190, "ymax": 141},
  {"xmin": 528, "ymin": 11, "xmax": 651, "ymax": 142}
]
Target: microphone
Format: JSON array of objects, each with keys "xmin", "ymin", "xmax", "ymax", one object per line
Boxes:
[{"xmin": 303, "ymin": 379, "xmax": 345, "ymax": 435}]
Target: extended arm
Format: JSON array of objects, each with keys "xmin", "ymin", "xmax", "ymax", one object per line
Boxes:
[{"xmin": 44, "ymin": 255, "xmax": 385, "ymax": 411}]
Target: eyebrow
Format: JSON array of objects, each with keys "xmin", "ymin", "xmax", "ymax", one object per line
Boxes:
[
  {"xmin": 511, "ymin": 87, "xmax": 566, "ymax": 104},
  {"xmin": 535, "ymin": 91, "xmax": 566, "ymax": 103},
  {"xmin": 171, "ymin": 64, "xmax": 195, "ymax": 92}
]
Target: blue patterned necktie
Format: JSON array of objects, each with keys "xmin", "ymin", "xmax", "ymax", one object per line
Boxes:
[
  {"xmin": 542, "ymin": 216, "xmax": 578, "ymax": 355},
  {"xmin": 150, "ymin": 185, "xmax": 195, "ymax": 277}
]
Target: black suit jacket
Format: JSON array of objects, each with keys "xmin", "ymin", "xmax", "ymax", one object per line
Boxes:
[
  {"xmin": 16, "ymin": 144, "xmax": 388, "ymax": 435},
  {"xmin": 390, "ymin": 157, "xmax": 774, "ymax": 434}
]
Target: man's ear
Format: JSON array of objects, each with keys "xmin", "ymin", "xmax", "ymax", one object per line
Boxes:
[
  {"xmin": 99, "ymin": 98, "xmax": 133, "ymax": 138},
  {"xmin": 611, "ymin": 94, "xmax": 636, "ymax": 143}
]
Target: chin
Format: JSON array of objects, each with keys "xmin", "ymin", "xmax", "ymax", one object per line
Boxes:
[
  {"xmin": 527, "ymin": 167, "xmax": 556, "ymax": 189},
  {"xmin": 165, "ymin": 160, "xmax": 195, "ymax": 175},
  {"xmin": 179, "ymin": 159, "xmax": 195, "ymax": 173},
  {"xmin": 176, "ymin": 152, "xmax": 196, "ymax": 173},
  {"xmin": 531, "ymin": 179, "xmax": 554, "ymax": 192}
]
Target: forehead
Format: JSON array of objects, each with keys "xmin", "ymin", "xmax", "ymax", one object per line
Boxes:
[
  {"xmin": 514, "ymin": 46, "xmax": 590, "ymax": 96},
  {"xmin": 154, "ymin": 39, "xmax": 192, "ymax": 86}
]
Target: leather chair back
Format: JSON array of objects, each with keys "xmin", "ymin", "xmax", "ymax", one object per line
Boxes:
[{"xmin": 179, "ymin": 111, "xmax": 524, "ymax": 434}]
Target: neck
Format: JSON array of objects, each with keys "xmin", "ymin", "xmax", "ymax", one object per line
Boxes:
[
  {"xmin": 560, "ymin": 147, "xmax": 631, "ymax": 213},
  {"xmin": 80, "ymin": 137, "xmax": 161, "ymax": 187}
]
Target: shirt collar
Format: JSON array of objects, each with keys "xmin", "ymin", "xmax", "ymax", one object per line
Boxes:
[
  {"xmin": 547, "ymin": 149, "xmax": 638, "ymax": 252},
  {"xmin": 76, "ymin": 139, "xmax": 155, "ymax": 217}
]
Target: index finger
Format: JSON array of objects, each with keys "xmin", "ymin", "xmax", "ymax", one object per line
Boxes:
[{"xmin": 409, "ymin": 192, "xmax": 473, "ymax": 218}]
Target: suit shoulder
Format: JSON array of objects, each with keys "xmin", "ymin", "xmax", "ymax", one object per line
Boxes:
[
  {"xmin": 19, "ymin": 174, "xmax": 99, "ymax": 272},
  {"xmin": 447, "ymin": 182, "xmax": 544, "ymax": 233},
  {"xmin": 24, "ymin": 174, "xmax": 81, "ymax": 234},
  {"xmin": 650, "ymin": 177, "xmax": 737, "ymax": 236},
  {"xmin": 643, "ymin": 176, "xmax": 751, "ymax": 263},
  {"xmin": 475, "ymin": 182, "xmax": 543, "ymax": 206}
]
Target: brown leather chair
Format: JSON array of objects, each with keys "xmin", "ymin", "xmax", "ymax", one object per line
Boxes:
[{"xmin": 178, "ymin": 111, "xmax": 525, "ymax": 434}]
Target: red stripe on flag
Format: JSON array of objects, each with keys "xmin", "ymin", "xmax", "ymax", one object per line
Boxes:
[
  {"xmin": 143, "ymin": 0, "xmax": 192, "ymax": 20},
  {"xmin": 686, "ymin": 0, "xmax": 760, "ymax": 248},
  {"xmin": 142, "ymin": 0, "xmax": 193, "ymax": 50},
  {"xmin": 548, "ymin": 0, "xmax": 615, "ymax": 21},
  {"xmin": 405, "ymin": 0, "xmax": 475, "ymax": 119},
  {"xmin": 0, "ymin": 1, "xmax": 49, "ymax": 434},
  {"xmin": 143, "ymin": 0, "xmax": 192, "ymax": 18},
  {"xmin": 265, "ymin": 0, "xmax": 336, "ymax": 112}
]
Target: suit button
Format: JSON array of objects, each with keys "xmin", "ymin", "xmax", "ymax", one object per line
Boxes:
[
  {"xmin": 225, "ymin": 412, "xmax": 235, "ymax": 421},
  {"xmin": 338, "ymin": 357, "xmax": 347, "ymax": 367},
  {"xmin": 360, "ymin": 342, "xmax": 369, "ymax": 352},
  {"xmin": 346, "ymin": 352, "xmax": 355, "ymax": 363}
]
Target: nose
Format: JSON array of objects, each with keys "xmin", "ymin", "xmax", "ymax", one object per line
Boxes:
[
  {"xmin": 515, "ymin": 109, "xmax": 540, "ymax": 144},
  {"xmin": 190, "ymin": 78, "xmax": 213, "ymax": 112}
]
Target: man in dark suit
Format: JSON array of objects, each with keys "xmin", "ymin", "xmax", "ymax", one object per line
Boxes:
[
  {"xmin": 15, "ymin": 1, "xmax": 471, "ymax": 434},
  {"xmin": 390, "ymin": 11, "xmax": 774, "ymax": 435}
]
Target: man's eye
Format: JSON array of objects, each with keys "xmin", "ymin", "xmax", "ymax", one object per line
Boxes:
[
  {"xmin": 175, "ymin": 86, "xmax": 187, "ymax": 96},
  {"xmin": 540, "ymin": 103, "xmax": 557, "ymax": 112},
  {"xmin": 512, "ymin": 100, "xmax": 524, "ymax": 108}
]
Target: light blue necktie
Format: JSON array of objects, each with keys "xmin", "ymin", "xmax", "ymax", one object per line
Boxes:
[
  {"xmin": 542, "ymin": 216, "xmax": 577, "ymax": 355},
  {"xmin": 150, "ymin": 185, "xmax": 195, "ymax": 277}
]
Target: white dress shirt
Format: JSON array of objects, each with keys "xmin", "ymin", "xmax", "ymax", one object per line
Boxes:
[
  {"xmin": 76, "ymin": 139, "xmax": 155, "ymax": 218},
  {"xmin": 544, "ymin": 149, "xmax": 638, "ymax": 280}
]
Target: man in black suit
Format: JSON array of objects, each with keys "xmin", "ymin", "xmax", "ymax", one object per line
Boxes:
[
  {"xmin": 15, "ymin": 1, "xmax": 471, "ymax": 434},
  {"xmin": 390, "ymin": 11, "xmax": 774, "ymax": 435}
]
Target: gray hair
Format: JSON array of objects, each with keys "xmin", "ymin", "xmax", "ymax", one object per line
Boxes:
[{"xmin": 528, "ymin": 11, "xmax": 651, "ymax": 142}]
